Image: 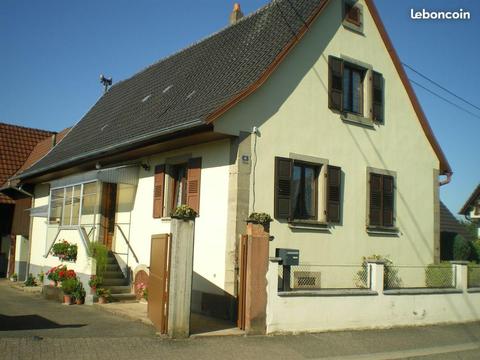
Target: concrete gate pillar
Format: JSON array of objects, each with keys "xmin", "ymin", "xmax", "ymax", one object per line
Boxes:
[
  {"xmin": 167, "ymin": 218, "xmax": 195, "ymax": 338},
  {"xmin": 244, "ymin": 222, "xmax": 269, "ymax": 335}
]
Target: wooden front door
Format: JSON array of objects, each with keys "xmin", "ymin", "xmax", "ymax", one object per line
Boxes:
[
  {"xmin": 148, "ymin": 234, "xmax": 171, "ymax": 334},
  {"xmin": 100, "ymin": 183, "xmax": 117, "ymax": 251},
  {"xmin": 237, "ymin": 234, "xmax": 248, "ymax": 330}
]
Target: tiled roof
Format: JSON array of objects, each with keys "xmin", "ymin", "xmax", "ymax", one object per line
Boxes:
[
  {"xmin": 440, "ymin": 201, "xmax": 474, "ymax": 241},
  {"xmin": 0, "ymin": 123, "xmax": 54, "ymax": 203},
  {"xmin": 459, "ymin": 184, "xmax": 480, "ymax": 215},
  {"xmin": 19, "ymin": 0, "xmax": 328, "ymax": 179}
]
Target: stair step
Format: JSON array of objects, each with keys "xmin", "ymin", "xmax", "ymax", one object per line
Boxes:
[
  {"xmin": 105, "ymin": 264, "xmax": 121, "ymax": 271},
  {"xmin": 102, "ymin": 278, "xmax": 129, "ymax": 286},
  {"xmin": 104, "ymin": 285, "xmax": 132, "ymax": 294},
  {"xmin": 107, "ymin": 258, "xmax": 117, "ymax": 264},
  {"xmin": 102, "ymin": 271, "xmax": 125, "ymax": 279},
  {"xmin": 109, "ymin": 293, "xmax": 137, "ymax": 302}
]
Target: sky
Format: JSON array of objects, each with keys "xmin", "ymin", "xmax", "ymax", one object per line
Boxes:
[{"xmin": 0, "ymin": 0, "xmax": 479, "ymax": 215}]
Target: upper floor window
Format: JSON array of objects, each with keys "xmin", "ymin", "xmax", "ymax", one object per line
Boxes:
[
  {"xmin": 328, "ymin": 56, "xmax": 384, "ymax": 123},
  {"xmin": 343, "ymin": 64, "xmax": 364, "ymax": 115},
  {"xmin": 343, "ymin": 1, "xmax": 363, "ymax": 33}
]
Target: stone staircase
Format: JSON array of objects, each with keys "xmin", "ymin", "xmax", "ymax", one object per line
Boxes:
[{"xmin": 102, "ymin": 252, "xmax": 136, "ymax": 302}]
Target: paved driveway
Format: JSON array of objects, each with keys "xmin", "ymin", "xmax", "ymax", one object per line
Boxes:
[{"xmin": 1, "ymin": 279, "xmax": 480, "ymax": 360}]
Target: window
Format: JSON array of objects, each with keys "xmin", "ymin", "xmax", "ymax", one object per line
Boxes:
[
  {"xmin": 48, "ymin": 182, "xmax": 98, "ymax": 226},
  {"xmin": 343, "ymin": 1, "xmax": 363, "ymax": 33},
  {"xmin": 328, "ymin": 56, "xmax": 384, "ymax": 123},
  {"xmin": 343, "ymin": 64, "xmax": 364, "ymax": 115},
  {"xmin": 368, "ymin": 173, "xmax": 395, "ymax": 228},
  {"xmin": 274, "ymin": 157, "xmax": 342, "ymax": 223},
  {"xmin": 291, "ymin": 163, "xmax": 318, "ymax": 220},
  {"xmin": 153, "ymin": 158, "xmax": 202, "ymax": 218},
  {"xmin": 170, "ymin": 163, "xmax": 188, "ymax": 210}
]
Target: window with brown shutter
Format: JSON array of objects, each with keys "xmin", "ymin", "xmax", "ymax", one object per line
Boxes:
[
  {"xmin": 274, "ymin": 157, "xmax": 293, "ymax": 219},
  {"xmin": 328, "ymin": 56, "xmax": 344, "ymax": 112},
  {"xmin": 186, "ymin": 157, "xmax": 202, "ymax": 214},
  {"xmin": 372, "ymin": 71, "xmax": 384, "ymax": 123},
  {"xmin": 153, "ymin": 165, "xmax": 165, "ymax": 218},
  {"xmin": 345, "ymin": 3, "xmax": 361, "ymax": 26},
  {"xmin": 326, "ymin": 166, "xmax": 341, "ymax": 223},
  {"xmin": 369, "ymin": 172, "xmax": 395, "ymax": 227}
]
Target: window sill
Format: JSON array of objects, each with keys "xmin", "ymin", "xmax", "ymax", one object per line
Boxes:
[
  {"xmin": 341, "ymin": 113, "xmax": 374, "ymax": 128},
  {"xmin": 288, "ymin": 220, "xmax": 330, "ymax": 232},
  {"xmin": 366, "ymin": 226, "xmax": 399, "ymax": 236}
]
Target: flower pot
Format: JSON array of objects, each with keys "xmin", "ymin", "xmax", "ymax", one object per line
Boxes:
[
  {"xmin": 98, "ymin": 296, "xmax": 108, "ymax": 304},
  {"xmin": 75, "ymin": 298, "xmax": 84, "ymax": 305},
  {"xmin": 91, "ymin": 287, "xmax": 97, "ymax": 295},
  {"xmin": 63, "ymin": 294, "xmax": 72, "ymax": 305},
  {"xmin": 49, "ymin": 280, "xmax": 57, "ymax": 287}
]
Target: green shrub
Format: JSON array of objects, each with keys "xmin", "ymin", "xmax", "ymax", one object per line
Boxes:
[
  {"xmin": 61, "ymin": 277, "xmax": 79, "ymax": 295},
  {"xmin": 24, "ymin": 273, "xmax": 36, "ymax": 287},
  {"xmin": 355, "ymin": 255, "xmax": 403, "ymax": 289},
  {"xmin": 425, "ymin": 263, "xmax": 453, "ymax": 288},
  {"xmin": 88, "ymin": 242, "xmax": 108, "ymax": 277},
  {"xmin": 468, "ymin": 263, "xmax": 480, "ymax": 287},
  {"xmin": 453, "ymin": 235, "xmax": 471, "ymax": 261},
  {"xmin": 471, "ymin": 240, "xmax": 480, "ymax": 263}
]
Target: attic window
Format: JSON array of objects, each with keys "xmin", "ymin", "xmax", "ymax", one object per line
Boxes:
[{"xmin": 343, "ymin": 1, "xmax": 363, "ymax": 33}]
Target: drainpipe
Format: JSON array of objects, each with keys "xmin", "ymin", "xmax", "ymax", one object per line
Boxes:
[{"xmin": 439, "ymin": 172, "xmax": 453, "ymax": 187}]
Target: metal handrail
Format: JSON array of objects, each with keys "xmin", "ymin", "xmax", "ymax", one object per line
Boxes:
[
  {"xmin": 115, "ymin": 223, "xmax": 139, "ymax": 264},
  {"xmin": 43, "ymin": 228, "xmax": 61, "ymax": 258}
]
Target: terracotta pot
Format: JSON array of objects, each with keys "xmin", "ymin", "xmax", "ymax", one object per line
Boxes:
[
  {"xmin": 75, "ymin": 298, "xmax": 84, "ymax": 305},
  {"xmin": 63, "ymin": 294, "xmax": 72, "ymax": 305},
  {"xmin": 98, "ymin": 296, "xmax": 107, "ymax": 304},
  {"xmin": 91, "ymin": 287, "xmax": 96, "ymax": 295}
]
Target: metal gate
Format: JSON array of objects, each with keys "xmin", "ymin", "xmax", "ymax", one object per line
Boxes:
[
  {"xmin": 148, "ymin": 233, "xmax": 171, "ymax": 334},
  {"xmin": 237, "ymin": 234, "xmax": 248, "ymax": 330}
]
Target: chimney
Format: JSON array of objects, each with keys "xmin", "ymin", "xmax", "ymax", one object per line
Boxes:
[{"xmin": 229, "ymin": 3, "xmax": 244, "ymax": 25}]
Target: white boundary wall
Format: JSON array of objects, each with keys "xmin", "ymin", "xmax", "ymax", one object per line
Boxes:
[{"xmin": 266, "ymin": 261, "xmax": 480, "ymax": 334}]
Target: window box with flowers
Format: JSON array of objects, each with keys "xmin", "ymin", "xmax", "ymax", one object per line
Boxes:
[{"xmin": 51, "ymin": 240, "xmax": 78, "ymax": 262}]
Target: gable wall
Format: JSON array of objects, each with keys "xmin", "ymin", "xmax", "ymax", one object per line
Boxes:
[{"xmin": 214, "ymin": 0, "xmax": 440, "ymax": 266}]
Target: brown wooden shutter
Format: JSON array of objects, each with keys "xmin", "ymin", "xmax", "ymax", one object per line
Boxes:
[
  {"xmin": 369, "ymin": 173, "xmax": 382, "ymax": 226},
  {"xmin": 382, "ymin": 175, "xmax": 394, "ymax": 227},
  {"xmin": 153, "ymin": 165, "xmax": 165, "ymax": 218},
  {"xmin": 372, "ymin": 71, "xmax": 384, "ymax": 122},
  {"xmin": 187, "ymin": 157, "xmax": 202, "ymax": 214},
  {"xmin": 328, "ymin": 56, "xmax": 344, "ymax": 112},
  {"xmin": 326, "ymin": 166, "xmax": 341, "ymax": 223},
  {"xmin": 274, "ymin": 157, "xmax": 293, "ymax": 220}
]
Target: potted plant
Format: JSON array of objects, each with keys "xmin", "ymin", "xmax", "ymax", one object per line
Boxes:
[
  {"xmin": 38, "ymin": 271, "xmax": 45, "ymax": 285},
  {"xmin": 10, "ymin": 273, "xmax": 18, "ymax": 282},
  {"xmin": 247, "ymin": 212, "xmax": 273, "ymax": 232},
  {"xmin": 96, "ymin": 288, "xmax": 111, "ymax": 304},
  {"xmin": 24, "ymin": 273, "xmax": 36, "ymax": 287},
  {"xmin": 135, "ymin": 282, "xmax": 148, "ymax": 303},
  {"xmin": 61, "ymin": 277, "xmax": 78, "ymax": 305},
  {"xmin": 171, "ymin": 205, "xmax": 197, "ymax": 220},
  {"xmin": 88, "ymin": 275, "xmax": 102, "ymax": 294},
  {"xmin": 51, "ymin": 240, "xmax": 78, "ymax": 262},
  {"xmin": 73, "ymin": 282, "xmax": 86, "ymax": 305}
]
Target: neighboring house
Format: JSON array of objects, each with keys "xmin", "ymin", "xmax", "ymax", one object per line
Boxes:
[
  {"xmin": 0, "ymin": 123, "xmax": 55, "ymax": 279},
  {"xmin": 12, "ymin": 0, "xmax": 451, "ymax": 326},
  {"xmin": 440, "ymin": 201, "xmax": 474, "ymax": 260},
  {"xmin": 459, "ymin": 184, "xmax": 480, "ymax": 239}
]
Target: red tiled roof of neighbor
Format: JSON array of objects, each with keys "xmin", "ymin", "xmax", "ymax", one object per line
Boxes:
[
  {"xmin": 16, "ymin": 128, "xmax": 70, "ymax": 175},
  {"xmin": 0, "ymin": 122, "xmax": 55, "ymax": 204}
]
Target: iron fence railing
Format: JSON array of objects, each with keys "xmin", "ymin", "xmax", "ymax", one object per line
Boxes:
[
  {"xmin": 278, "ymin": 264, "xmax": 370, "ymax": 291},
  {"xmin": 384, "ymin": 264, "xmax": 456, "ymax": 290},
  {"xmin": 468, "ymin": 265, "xmax": 480, "ymax": 288}
]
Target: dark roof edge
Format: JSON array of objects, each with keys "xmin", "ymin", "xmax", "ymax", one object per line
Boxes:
[
  {"xmin": 459, "ymin": 184, "xmax": 480, "ymax": 215},
  {"xmin": 365, "ymin": 0, "xmax": 451, "ymax": 175},
  {"xmin": 15, "ymin": 118, "xmax": 206, "ymax": 181}
]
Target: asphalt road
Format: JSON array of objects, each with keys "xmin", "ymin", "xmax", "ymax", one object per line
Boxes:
[{"xmin": 1, "ymin": 280, "xmax": 479, "ymax": 360}]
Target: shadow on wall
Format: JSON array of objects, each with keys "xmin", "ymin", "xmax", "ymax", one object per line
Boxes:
[
  {"xmin": 0, "ymin": 314, "xmax": 85, "ymax": 331},
  {"xmin": 191, "ymin": 272, "xmax": 236, "ymax": 321}
]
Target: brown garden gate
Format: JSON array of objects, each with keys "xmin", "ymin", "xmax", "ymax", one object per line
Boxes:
[{"xmin": 148, "ymin": 234, "xmax": 171, "ymax": 334}]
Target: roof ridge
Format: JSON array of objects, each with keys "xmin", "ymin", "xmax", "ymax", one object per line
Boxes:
[
  {"xmin": 109, "ymin": 0, "xmax": 277, "ymax": 90},
  {"xmin": 0, "ymin": 121, "xmax": 56, "ymax": 135}
]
